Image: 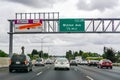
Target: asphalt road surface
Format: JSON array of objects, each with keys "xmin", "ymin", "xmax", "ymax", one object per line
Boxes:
[{"xmin": 0, "ymin": 65, "xmax": 120, "ymax": 80}]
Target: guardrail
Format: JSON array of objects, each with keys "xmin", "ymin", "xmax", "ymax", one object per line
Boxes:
[
  {"xmin": 0, "ymin": 57, "xmax": 10, "ymax": 68},
  {"xmin": 113, "ymin": 63, "xmax": 120, "ymax": 66}
]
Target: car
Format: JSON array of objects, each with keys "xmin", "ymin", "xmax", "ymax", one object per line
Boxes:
[
  {"xmin": 97, "ymin": 59, "xmax": 112, "ymax": 69},
  {"xmin": 45, "ymin": 59, "xmax": 53, "ymax": 64},
  {"xmin": 88, "ymin": 60, "xmax": 99, "ymax": 66},
  {"xmin": 54, "ymin": 58, "xmax": 70, "ymax": 70},
  {"xmin": 70, "ymin": 60, "xmax": 78, "ymax": 66},
  {"xmin": 9, "ymin": 54, "xmax": 33, "ymax": 73},
  {"xmin": 80, "ymin": 60, "xmax": 88, "ymax": 65},
  {"xmin": 34, "ymin": 58, "xmax": 45, "ymax": 66}
]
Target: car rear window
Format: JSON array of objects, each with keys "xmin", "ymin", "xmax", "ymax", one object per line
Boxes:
[
  {"xmin": 11, "ymin": 54, "xmax": 26, "ymax": 62},
  {"xmin": 103, "ymin": 60, "xmax": 111, "ymax": 62},
  {"xmin": 57, "ymin": 58, "xmax": 68, "ymax": 62},
  {"xmin": 36, "ymin": 59, "xmax": 42, "ymax": 61}
]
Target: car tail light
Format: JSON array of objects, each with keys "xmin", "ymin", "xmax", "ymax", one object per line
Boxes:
[
  {"xmin": 24, "ymin": 60, "xmax": 29, "ymax": 64},
  {"xmin": 102, "ymin": 62, "xmax": 106, "ymax": 64},
  {"xmin": 9, "ymin": 59, "xmax": 12, "ymax": 65},
  {"xmin": 110, "ymin": 62, "xmax": 112, "ymax": 65}
]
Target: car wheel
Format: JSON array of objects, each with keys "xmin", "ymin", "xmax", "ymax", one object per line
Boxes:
[
  {"xmin": 30, "ymin": 67, "xmax": 32, "ymax": 71},
  {"xmin": 54, "ymin": 68, "xmax": 57, "ymax": 70},
  {"xmin": 110, "ymin": 66, "xmax": 112, "ymax": 69},
  {"xmin": 67, "ymin": 68, "xmax": 70, "ymax": 70},
  {"xmin": 26, "ymin": 67, "xmax": 30, "ymax": 72},
  {"xmin": 9, "ymin": 69, "xmax": 13, "ymax": 73},
  {"xmin": 97, "ymin": 65, "xmax": 99, "ymax": 68},
  {"xmin": 99, "ymin": 65, "xmax": 102, "ymax": 69}
]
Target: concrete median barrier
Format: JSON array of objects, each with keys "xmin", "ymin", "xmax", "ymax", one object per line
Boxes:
[{"xmin": 0, "ymin": 57, "xmax": 10, "ymax": 68}]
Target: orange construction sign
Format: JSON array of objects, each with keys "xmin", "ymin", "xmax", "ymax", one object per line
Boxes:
[{"xmin": 18, "ymin": 23, "xmax": 42, "ymax": 30}]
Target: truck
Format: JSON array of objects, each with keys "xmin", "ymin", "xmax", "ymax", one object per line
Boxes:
[{"xmin": 75, "ymin": 56, "xmax": 82, "ymax": 64}]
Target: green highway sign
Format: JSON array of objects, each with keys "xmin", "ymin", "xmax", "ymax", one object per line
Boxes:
[{"xmin": 59, "ymin": 19, "xmax": 85, "ymax": 32}]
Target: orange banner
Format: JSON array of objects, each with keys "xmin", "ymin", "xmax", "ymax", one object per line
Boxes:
[{"xmin": 18, "ymin": 23, "xmax": 42, "ymax": 30}]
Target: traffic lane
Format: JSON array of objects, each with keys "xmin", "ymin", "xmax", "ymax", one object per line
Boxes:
[
  {"xmin": 0, "ymin": 65, "xmax": 52, "ymax": 80},
  {"xmin": 78, "ymin": 65, "xmax": 120, "ymax": 80},
  {"xmin": 31, "ymin": 66, "xmax": 89, "ymax": 80}
]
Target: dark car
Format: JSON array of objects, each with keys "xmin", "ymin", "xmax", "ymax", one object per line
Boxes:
[
  {"xmin": 88, "ymin": 60, "xmax": 99, "ymax": 66},
  {"xmin": 97, "ymin": 59, "xmax": 112, "ymax": 69},
  {"xmin": 9, "ymin": 54, "xmax": 33, "ymax": 72},
  {"xmin": 70, "ymin": 60, "xmax": 77, "ymax": 66}
]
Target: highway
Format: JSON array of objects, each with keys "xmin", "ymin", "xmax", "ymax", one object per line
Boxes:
[{"xmin": 0, "ymin": 65, "xmax": 120, "ymax": 80}]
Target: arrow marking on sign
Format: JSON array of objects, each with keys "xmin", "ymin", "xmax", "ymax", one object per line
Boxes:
[{"xmin": 18, "ymin": 23, "xmax": 42, "ymax": 30}]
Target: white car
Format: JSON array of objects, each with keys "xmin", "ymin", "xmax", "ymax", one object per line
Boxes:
[
  {"xmin": 34, "ymin": 58, "xmax": 45, "ymax": 66},
  {"xmin": 54, "ymin": 58, "xmax": 70, "ymax": 70}
]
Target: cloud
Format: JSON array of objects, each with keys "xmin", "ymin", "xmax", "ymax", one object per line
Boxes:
[
  {"xmin": 4, "ymin": 0, "xmax": 64, "ymax": 8},
  {"xmin": 77, "ymin": 0, "xmax": 119, "ymax": 11}
]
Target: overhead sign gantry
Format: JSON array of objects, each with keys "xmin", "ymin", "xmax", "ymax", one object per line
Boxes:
[{"xmin": 8, "ymin": 12, "xmax": 120, "ymax": 57}]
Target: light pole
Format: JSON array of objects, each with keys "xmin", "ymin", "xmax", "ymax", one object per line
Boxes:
[
  {"xmin": 40, "ymin": 36, "xmax": 52, "ymax": 58},
  {"xmin": 40, "ymin": 36, "xmax": 48, "ymax": 58}
]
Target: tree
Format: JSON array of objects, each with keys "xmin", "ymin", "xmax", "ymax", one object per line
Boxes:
[
  {"xmin": 102, "ymin": 47, "xmax": 116, "ymax": 62},
  {"xmin": 79, "ymin": 50, "xmax": 83, "ymax": 56},
  {"xmin": 0, "ymin": 50, "xmax": 8, "ymax": 57},
  {"xmin": 82, "ymin": 52, "xmax": 89, "ymax": 59},
  {"xmin": 73, "ymin": 51, "xmax": 79, "ymax": 58},
  {"xmin": 38, "ymin": 50, "xmax": 43, "ymax": 58},
  {"xmin": 66, "ymin": 50, "xmax": 73, "ymax": 60},
  {"xmin": 31, "ymin": 49, "xmax": 38, "ymax": 56},
  {"xmin": 43, "ymin": 53, "xmax": 49, "ymax": 59}
]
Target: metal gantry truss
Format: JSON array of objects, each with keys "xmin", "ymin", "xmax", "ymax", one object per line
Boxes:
[
  {"xmin": 8, "ymin": 12, "xmax": 120, "ymax": 57},
  {"xmin": 84, "ymin": 18, "xmax": 120, "ymax": 33}
]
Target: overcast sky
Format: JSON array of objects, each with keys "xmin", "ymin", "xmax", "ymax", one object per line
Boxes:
[{"xmin": 1, "ymin": 0, "xmax": 120, "ymax": 56}]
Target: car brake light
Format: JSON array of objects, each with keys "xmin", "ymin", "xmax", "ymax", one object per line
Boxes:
[
  {"xmin": 24, "ymin": 60, "xmax": 29, "ymax": 64},
  {"xmin": 9, "ymin": 59, "xmax": 12, "ymax": 65},
  {"xmin": 102, "ymin": 62, "xmax": 105, "ymax": 64}
]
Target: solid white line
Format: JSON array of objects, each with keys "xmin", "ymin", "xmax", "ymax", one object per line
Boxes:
[
  {"xmin": 86, "ymin": 76, "xmax": 94, "ymax": 80},
  {"xmin": 36, "ymin": 72, "xmax": 42, "ymax": 76}
]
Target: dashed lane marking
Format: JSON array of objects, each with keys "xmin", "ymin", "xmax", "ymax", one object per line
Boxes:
[
  {"xmin": 36, "ymin": 72, "xmax": 42, "ymax": 76},
  {"xmin": 86, "ymin": 76, "xmax": 94, "ymax": 80}
]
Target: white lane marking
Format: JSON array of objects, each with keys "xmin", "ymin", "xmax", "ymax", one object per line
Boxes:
[
  {"xmin": 36, "ymin": 72, "xmax": 42, "ymax": 76},
  {"xmin": 86, "ymin": 76, "xmax": 94, "ymax": 80},
  {"xmin": 74, "ymin": 68, "xmax": 78, "ymax": 71}
]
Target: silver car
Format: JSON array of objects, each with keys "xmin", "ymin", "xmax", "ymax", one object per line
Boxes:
[{"xmin": 54, "ymin": 58, "xmax": 70, "ymax": 70}]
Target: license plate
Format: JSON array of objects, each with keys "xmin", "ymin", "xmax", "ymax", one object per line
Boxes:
[
  {"xmin": 106, "ymin": 63, "xmax": 109, "ymax": 65},
  {"xmin": 16, "ymin": 61, "xmax": 20, "ymax": 64}
]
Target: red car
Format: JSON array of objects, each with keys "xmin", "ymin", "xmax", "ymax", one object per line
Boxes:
[{"xmin": 97, "ymin": 59, "xmax": 112, "ymax": 69}]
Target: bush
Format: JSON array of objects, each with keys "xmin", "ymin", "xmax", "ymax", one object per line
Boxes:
[{"xmin": 0, "ymin": 50, "xmax": 8, "ymax": 57}]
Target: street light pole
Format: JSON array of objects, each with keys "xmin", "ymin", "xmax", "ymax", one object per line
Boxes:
[
  {"xmin": 40, "ymin": 36, "xmax": 47, "ymax": 58},
  {"xmin": 40, "ymin": 36, "xmax": 52, "ymax": 58},
  {"xmin": 41, "ymin": 38, "xmax": 43, "ymax": 58}
]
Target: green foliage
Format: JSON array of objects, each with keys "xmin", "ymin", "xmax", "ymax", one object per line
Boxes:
[
  {"xmin": 102, "ymin": 47, "xmax": 117, "ymax": 62},
  {"xmin": 31, "ymin": 49, "xmax": 49, "ymax": 59},
  {"xmin": 86, "ymin": 57, "xmax": 103, "ymax": 60},
  {"xmin": 65, "ymin": 50, "xmax": 101, "ymax": 60},
  {"xmin": 0, "ymin": 50, "xmax": 8, "ymax": 57},
  {"xmin": 31, "ymin": 49, "xmax": 38, "ymax": 56}
]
